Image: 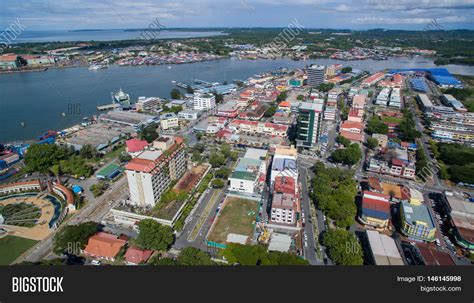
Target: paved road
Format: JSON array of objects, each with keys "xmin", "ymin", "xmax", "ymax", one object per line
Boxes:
[
  {"xmin": 174, "ymin": 186, "xmax": 225, "ymax": 251},
  {"xmin": 16, "ymin": 176, "xmax": 128, "ymax": 263},
  {"xmin": 299, "ymin": 166, "xmax": 324, "ymax": 265}
]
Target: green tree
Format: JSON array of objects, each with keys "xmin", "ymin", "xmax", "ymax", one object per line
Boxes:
[
  {"xmin": 24, "ymin": 144, "xmax": 71, "ymax": 173},
  {"xmin": 366, "ymin": 116, "xmax": 388, "ymax": 135},
  {"xmin": 316, "ymin": 82, "xmax": 335, "ymax": 92},
  {"xmin": 135, "ymin": 219, "xmax": 174, "ymax": 251},
  {"xmin": 53, "ymin": 222, "xmax": 100, "ymax": 254},
  {"xmin": 170, "ymin": 88, "xmax": 182, "ymax": 99},
  {"xmin": 322, "ymin": 229, "xmax": 363, "ymax": 265},
  {"xmin": 211, "ymin": 178, "xmax": 225, "ymax": 188},
  {"xmin": 186, "ymin": 85, "xmax": 194, "ymax": 94},
  {"xmin": 367, "ymin": 137, "xmax": 379, "ymax": 150},
  {"xmin": 177, "ymin": 247, "xmax": 214, "ymax": 265},
  {"xmin": 297, "ymin": 94, "xmax": 305, "ymax": 100},
  {"xmin": 80, "ymin": 144, "xmax": 98, "ymax": 159},
  {"xmin": 139, "ymin": 123, "xmax": 159, "ymax": 143},
  {"xmin": 215, "ymin": 167, "xmax": 231, "ymax": 179},
  {"xmin": 311, "ymin": 163, "xmax": 357, "ymax": 228},
  {"xmin": 336, "ymin": 135, "xmax": 351, "ymax": 147},
  {"xmin": 209, "ymin": 152, "xmax": 226, "ymax": 168},
  {"xmin": 220, "ymin": 143, "xmax": 231, "ymax": 158},
  {"xmin": 341, "ymin": 66, "xmax": 352, "ymax": 73},
  {"xmin": 276, "ymin": 91, "xmax": 288, "ymax": 102}
]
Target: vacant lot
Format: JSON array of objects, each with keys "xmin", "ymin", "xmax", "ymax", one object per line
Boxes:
[
  {"xmin": 0, "ymin": 235, "xmax": 38, "ymax": 265},
  {"xmin": 207, "ymin": 197, "xmax": 258, "ymax": 244}
]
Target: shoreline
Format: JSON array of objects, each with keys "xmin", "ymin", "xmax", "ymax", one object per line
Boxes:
[{"xmin": 1, "ymin": 54, "xmax": 474, "ymax": 76}]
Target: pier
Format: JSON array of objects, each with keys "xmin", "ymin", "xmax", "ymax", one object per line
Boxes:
[{"xmin": 97, "ymin": 104, "xmax": 120, "ymax": 111}]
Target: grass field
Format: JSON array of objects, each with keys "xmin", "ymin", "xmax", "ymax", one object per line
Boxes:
[
  {"xmin": 207, "ymin": 197, "xmax": 258, "ymax": 244},
  {"xmin": 381, "ymin": 116, "xmax": 403, "ymax": 124},
  {"xmin": 0, "ymin": 235, "xmax": 38, "ymax": 265}
]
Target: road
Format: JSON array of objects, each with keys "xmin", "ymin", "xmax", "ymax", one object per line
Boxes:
[
  {"xmin": 299, "ymin": 164, "xmax": 327, "ymax": 265},
  {"xmin": 174, "ymin": 186, "xmax": 225, "ymax": 251},
  {"xmin": 16, "ymin": 175, "xmax": 128, "ymax": 263}
]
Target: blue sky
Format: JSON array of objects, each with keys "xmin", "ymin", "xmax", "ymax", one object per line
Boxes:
[{"xmin": 1, "ymin": 0, "xmax": 473, "ymax": 30}]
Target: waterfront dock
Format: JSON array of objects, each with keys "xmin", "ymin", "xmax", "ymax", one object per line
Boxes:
[{"xmin": 97, "ymin": 104, "xmax": 120, "ymax": 111}]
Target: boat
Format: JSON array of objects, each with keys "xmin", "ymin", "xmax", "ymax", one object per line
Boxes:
[
  {"xmin": 61, "ymin": 112, "xmax": 66, "ymax": 117},
  {"xmin": 89, "ymin": 64, "xmax": 107, "ymax": 71},
  {"xmin": 112, "ymin": 88, "xmax": 131, "ymax": 109},
  {"xmin": 20, "ymin": 122, "xmax": 25, "ymax": 127}
]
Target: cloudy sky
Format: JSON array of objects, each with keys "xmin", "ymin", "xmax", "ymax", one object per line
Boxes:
[{"xmin": 1, "ymin": 0, "xmax": 473, "ymax": 30}]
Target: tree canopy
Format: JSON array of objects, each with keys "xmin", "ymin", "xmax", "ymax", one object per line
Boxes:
[
  {"xmin": 322, "ymin": 229, "xmax": 363, "ymax": 265},
  {"xmin": 139, "ymin": 123, "xmax": 159, "ymax": 143},
  {"xmin": 221, "ymin": 243, "xmax": 308, "ymax": 265},
  {"xmin": 135, "ymin": 219, "xmax": 174, "ymax": 251},
  {"xmin": 397, "ymin": 110, "xmax": 421, "ymax": 142},
  {"xmin": 53, "ymin": 222, "xmax": 101, "ymax": 254},
  {"xmin": 24, "ymin": 144, "xmax": 92, "ymax": 177},
  {"xmin": 366, "ymin": 116, "xmax": 388, "ymax": 135},
  {"xmin": 331, "ymin": 144, "xmax": 362, "ymax": 166},
  {"xmin": 177, "ymin": 247, "xmax": 214, "ymax": 265},
  {"xmin": 311, "ymin": 162, "xmax": 357, "ymax": 228}
]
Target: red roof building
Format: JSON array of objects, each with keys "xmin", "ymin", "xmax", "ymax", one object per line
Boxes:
[
  {"xmin": 274, "ymin": 176, "xmax": 296, "ymax": 195},
  {"xmin": 83, "ymin": 232, "xmax": 127, "ymax": 261},
  {"xmin": 340, "ymin": 130, "xmax": 363, "ymax": 142},
  {"xmin": 126, "ymin": 138, "xmax": 148, "ymax": 153},
  {"xmin": 124, "ymin": 246, "xmax": 153, "ymax": 265}
]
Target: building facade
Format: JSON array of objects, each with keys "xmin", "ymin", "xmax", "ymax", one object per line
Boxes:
[{"xmin": 125, "ymin": 136, "xmax": 187, "ymax": 207}]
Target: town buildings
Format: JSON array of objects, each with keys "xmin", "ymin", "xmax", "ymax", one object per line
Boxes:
[
  {"xmin": 307, "ymin": 64, "xmax": 325, "ymax": 87},
  {"xmin": 359, "ymin": 191, "xmax": 391, "ymax": 229},
  {"xmin": 193, "ymin": 93, "xmax": 216, "ymax": 111},
  {"xmin": 444, "ymin": 193, "xmax": 474, "ymax": 251},
  {"xmin": 399, "ymin": 199, "xmax": 436, "ymax": 242},
  {"xmin": 125, "ymin": 136, "xmax": 187, "ymax": 207},
  {"xmin": 295, "ymin": 102, "xmax": 324, "ymax": 150},
  {"xmin": 83, "ymin": 232, "xmax": 127, "ymax": 262},
  {"xmin": 160, "ymin": 113, "xmax": 179, "ymax": 130}
]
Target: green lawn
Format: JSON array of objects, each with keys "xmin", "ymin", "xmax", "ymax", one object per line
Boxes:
[
  {"xmin": 207, "ymin": 197, "xmax": 258, "ymax": 244},
  {"xmin": 0, "ymin": 236, "xmax": 38, "ymax": 265},
  {"xmin": 381, "ymin": 116, "xmax": 403, "ymax": 124}
]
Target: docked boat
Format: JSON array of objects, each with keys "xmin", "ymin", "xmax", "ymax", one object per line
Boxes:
[
  {"xmin": 89, "ymin": 64, "xmax": 107, "ymax": 70},
  {"xmin": 112, "ymin": 88, "xmax": 131, "ymax": 109}
]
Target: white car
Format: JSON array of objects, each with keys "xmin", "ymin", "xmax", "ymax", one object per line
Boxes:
[{"xmin": 91, "ymin": 260, "xmax": 101, "ymax": 266}]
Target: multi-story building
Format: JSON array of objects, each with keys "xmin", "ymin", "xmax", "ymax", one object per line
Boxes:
[
  {"xmin": 125, "ymin": 136, "xmax": 187, "ymax": 207},
  {"xmin": 307, "ymin": 64, "xmax": 325, "ymax": 87},
  {"xmin": 270, "ymin": 193, "xmax": 297, "ymax": 225},
  {"xmin": 359, "ymin": 191, "xmax": 391, "ymax": 229},
  {"xmin": 160, "ymin": 112, "xmax": 179, "ymax": 130},
  {"xmin": 136, "ymin": 97, "xmax": 160, "ymax": 111},
  {"xmin": 295, "ymin": 102, "xmax": 324, "ymax": 149},
  {"xmin": 228, "ymin": 157, "xmax": 264, "ymax": 195},
  {"xmin": 178, "ymin": 109, "xmax": 200, "ymax": 121},
  {"xmin": 193, "ymin": 93, "xmax": 216, "ymax": 111},
  {"xmin": 400, "ymin": 199, "xmax": 436, "ymax": 242},
  {"xmin": 444, "ymin": 193, "xmax": 474, "ymax": 251}
]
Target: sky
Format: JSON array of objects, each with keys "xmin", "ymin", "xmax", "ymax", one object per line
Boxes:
[{"xmin": 0, "ymin": 0, "xmax": 473, "ymax": 31}]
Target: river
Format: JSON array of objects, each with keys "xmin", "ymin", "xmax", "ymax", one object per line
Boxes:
[{"xmin": 1, "ymin": 56, "xmax": 474, "ymax": 143}]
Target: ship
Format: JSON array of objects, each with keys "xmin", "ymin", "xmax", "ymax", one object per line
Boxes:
[
  {"xmin": 89, "ymin": 64, "xmax": 107, "ymax": 70},
  {"xmin": 112, "ymin": 88, "xmax": 131, "ymax": 109}
]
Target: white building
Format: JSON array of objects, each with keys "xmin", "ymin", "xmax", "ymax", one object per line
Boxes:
[
  {"xmin": 125, "ymin": 136, "xmax": 187, "ymax": 207},
  {"xmin": 178, "ymin": 109, "xmax": 200, "ymax": 121},
  {"xmin": 160, "ymin": 113, "xmax": 179, "ymax": 130},
  {"xmin": 194, "ymin": 93, "xmax": 216, "ymax": 111},
  {"xmin": 270, "ymin": 193, "xmax": 297, "ymax": 225},
  {"xmin": 136, "ymin": 97, "xmax": 160, "ymax": 111}
]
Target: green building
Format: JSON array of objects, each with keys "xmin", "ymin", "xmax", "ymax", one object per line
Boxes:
[{"xmin": 295, "ymin": 102, "xmax": 324, "ymax": 150}]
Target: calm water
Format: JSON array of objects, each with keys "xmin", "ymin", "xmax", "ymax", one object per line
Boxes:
[
  {"xmin": 1, "ymin": 56, "xmax": 474, "ymax": 143},
  {"xmin": 16, "ymin": 30, "xmax": 225, "ymax": 43}
]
